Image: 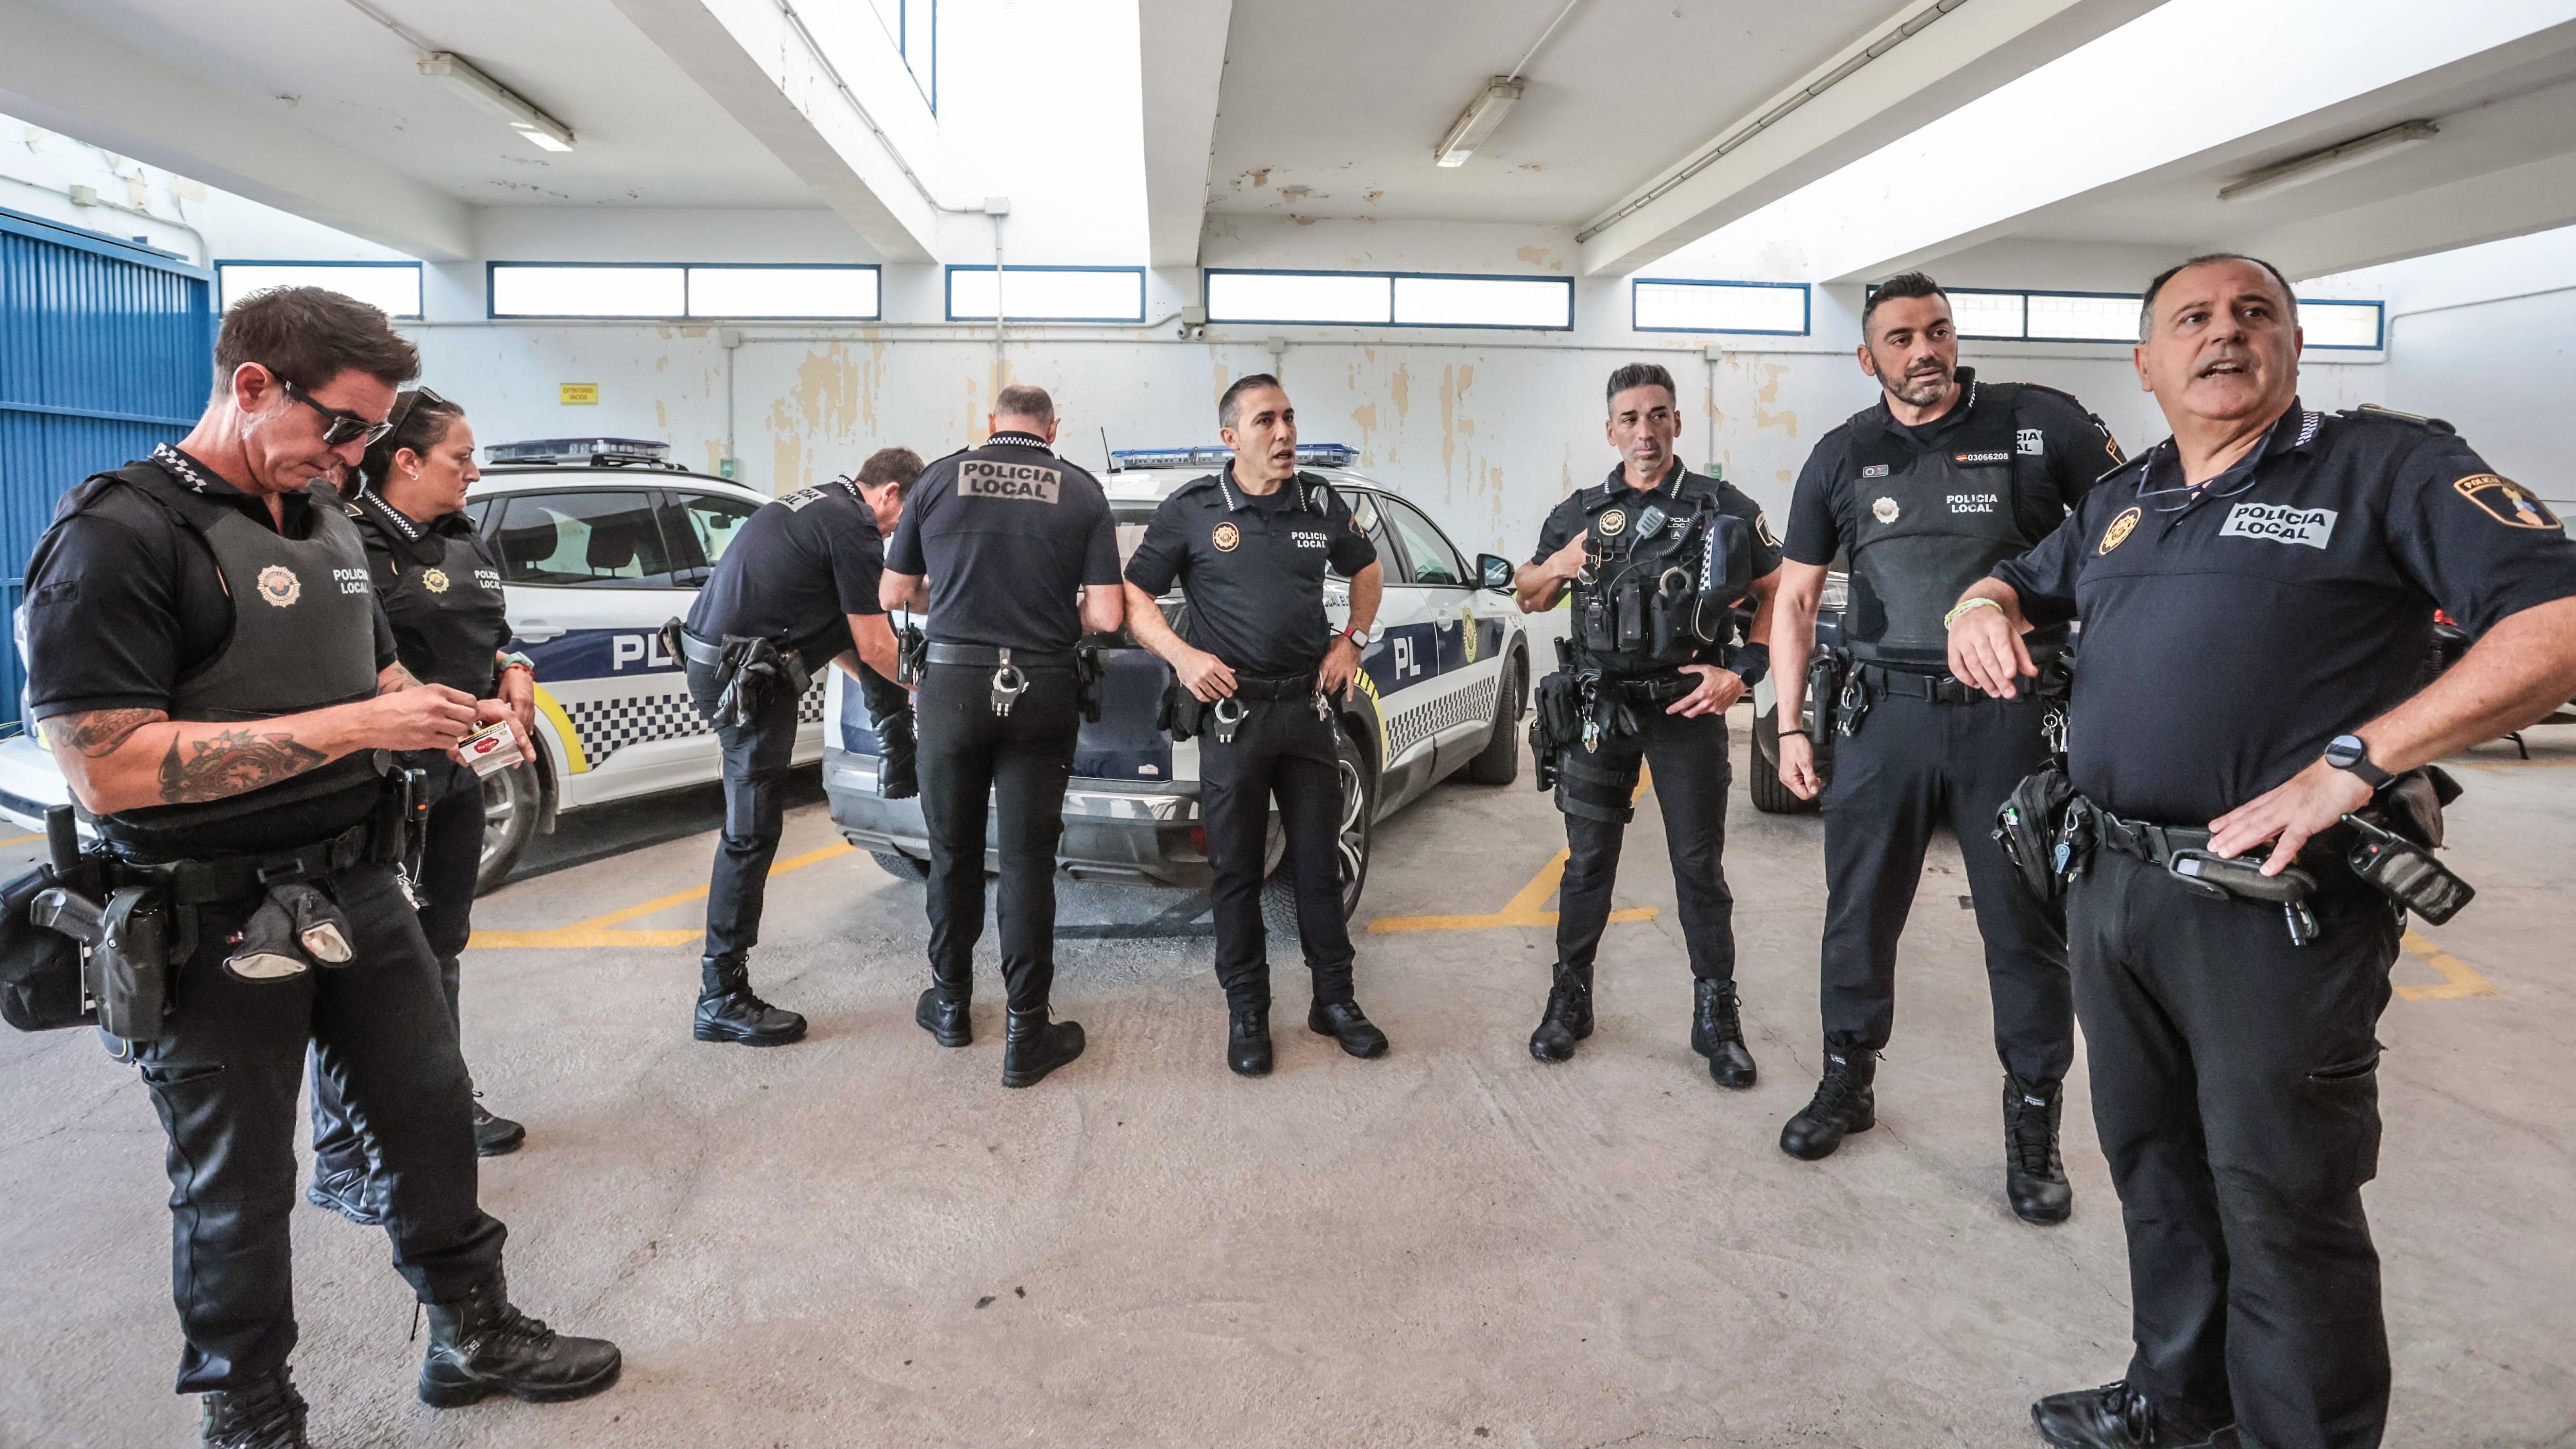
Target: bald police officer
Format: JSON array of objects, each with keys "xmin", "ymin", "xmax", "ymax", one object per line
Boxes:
[
  {"xmin": 1950, "ymin": 254, "xmax": 2576, "ymax": 1449},
  {"xmin": 1769, "ymin": 271, "xmax": 2125, "ymax": 1223},
  {"xmin": 1122, "ymin": 374, "xmax": 1390, "ymax": 1075},
  {"xmin": 883, "ymin": 385, "xmax": 1124, "ymax": 1088}
]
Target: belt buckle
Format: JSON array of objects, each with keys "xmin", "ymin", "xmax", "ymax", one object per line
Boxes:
[{"xmin": 989, "ymin": 648, "xmax": 1028, "ymax": 717}]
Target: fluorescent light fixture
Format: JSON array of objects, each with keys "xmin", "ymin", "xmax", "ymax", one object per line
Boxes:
[
  {"xmin": 419, "ymin": 52, "xmax": 577, "ymax": 153},
  {"xmin": 2218, "ymin": 120, "xmax": 2435, "ymax": 203},
  {"xmin": 1434, "ymin": 78, "xmax": 1522, "ymax": 167}
]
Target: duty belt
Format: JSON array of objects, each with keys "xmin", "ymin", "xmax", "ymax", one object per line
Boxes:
[
  {"xmin": 2084, "ymin": 802, "xmax": 2335, "ymax": 946},
  {"xmin": 1854, "ymin": 662, "xmax": 1980, "ymax": 705},
  {"xmin": 114, "ymin": 820, "xmax": 378, "ymax": 904},
  {"xmin": 924, "ymin": 643, "xmax": 1075, "ymax": 717},
  {"xmin": 1604, "ymin": 671, "xmax": 1694, "ymax": 707}
]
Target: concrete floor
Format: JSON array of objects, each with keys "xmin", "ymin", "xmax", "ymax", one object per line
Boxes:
[{"xmin": 2, "ymin": 713, "xmax": 2570, "ymax": 1447}]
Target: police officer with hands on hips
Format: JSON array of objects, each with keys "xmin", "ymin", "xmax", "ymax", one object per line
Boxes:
[
  {"xmin": 882, "ymin": 385, "xmax": 1124, "ymax": 1088},
  {"xmin": 304, "ymin": 389, "xmax": 533, "ymax": 1233},
  {"xmin": 1948, "ymin": 254, "xmax": 2576, "ymax": 1449},
  {"xmin": 678, "ymin": 446, "xmax": 921, "ymax": 1047},
  {"xmin": 1515, "ymin": 363, "xmax": 1779, "ymax": 1084},
  {"xmin": 1768, "ymin": 271, "xmax": 2123, "ymax": 1222},
  {"xmin": 1122, "ymin": 374, "xmax": 1391, "ymax": 1075},
  {"xmin": 20, "ymin": 287, "xmax": 618, "ymax": 1447}
]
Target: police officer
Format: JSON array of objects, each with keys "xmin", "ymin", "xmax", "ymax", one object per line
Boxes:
[
  {"xmin": 678, "ymin": 446, "xmax": 916, "ymax": 1045},
  {"xmin": 304, "ymin": 389, "xmax": 533, "ymax": 1230},
  {"xmin": 1515, "ymin": 362, "xmax": 1780, "ymax": 1082},
  {"xmin": 882, "ymin": 385, "xmax": 1124, "ymax": 1088},
  {"xmin": 849, "ymin": 448, "xmax": 926, "ymax": 799},
  {"xmin": 1768, "ymin": 272, "xmax": 2124, "ymax": 1222},
  {"xmin": 1121, "ymin": 374, "xmax": 1390, "ymax": 1075},
  {"xmin": 21, "ymin": 288, "xmax": 617, "ymax": 1446},
  {"xmin": 1950, "ymin": 254, "xmax": 2576, "ymax": 1449}
]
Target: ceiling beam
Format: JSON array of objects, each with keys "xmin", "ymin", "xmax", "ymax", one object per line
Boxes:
[
  {"xmin": 1575, "ymin": 0, "xmax": 2160, "ymax": 278},
  {"xmin": 1138, "ymin": 0, "xmax": 1232, "ymax": 269},
  {"xmin": 0, "ymin": 0, "xmax": 474, "ymax": 261},
  {"xmin": 605, "ymin": 0, "xmax": 944, "ymax": 262},
  {"xmin": 2240, "ymin": 149, "xmax": 2576, "ymax": 281}
]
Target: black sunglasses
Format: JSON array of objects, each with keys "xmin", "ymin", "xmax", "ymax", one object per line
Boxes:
[{"xmin": 283, "ymin": 379, "xmax": 396, "ymax": 449}]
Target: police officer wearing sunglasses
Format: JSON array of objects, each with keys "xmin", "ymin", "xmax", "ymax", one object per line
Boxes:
[
  {"xmin": 1950, "ymin": 254, "xmax": 2576, "ymax": 1449},
  {"xmin": 19, "ymin": 288, "xmax": 618, "ymax": 1446}
]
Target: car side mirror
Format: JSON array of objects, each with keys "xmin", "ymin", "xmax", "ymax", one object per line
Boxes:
[{"xmin": 1477, "ymin": 553, "xmax": 1514, "ymax": 593}]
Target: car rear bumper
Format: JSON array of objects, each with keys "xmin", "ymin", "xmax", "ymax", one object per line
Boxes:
[{"xmin": 824, "ymin": 746, "xmax": 1214, "ymax": 890}]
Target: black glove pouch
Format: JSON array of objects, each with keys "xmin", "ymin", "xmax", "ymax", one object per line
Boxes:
[{"xmin": 1158, "ymin": 680, "xmax": 1208, "ymax": 742}]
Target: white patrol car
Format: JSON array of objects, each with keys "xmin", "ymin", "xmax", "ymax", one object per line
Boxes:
[
  {"xmin": 0, "ymin": 438, "xmax": 808, "ymax": 892},
  {"xmin": 824, "ymin": 444, "xmax": 1534, "ymax": 926}
]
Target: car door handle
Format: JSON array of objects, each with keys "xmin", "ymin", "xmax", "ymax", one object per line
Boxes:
[{"xmin": 513, "ymin": 620, "xmax": 566, "ymax": 642}]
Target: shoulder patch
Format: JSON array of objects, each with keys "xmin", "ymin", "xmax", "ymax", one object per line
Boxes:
[{"xmin": 2452, "ymin": 474, "xmax": 2562, "ymax": 531}]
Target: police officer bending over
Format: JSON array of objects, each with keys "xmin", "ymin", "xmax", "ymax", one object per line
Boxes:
[
  {"xmin": 883, "ymin": 385, "xmax": 1124, "ymax": 1088},
  {"xmin": 1769, "ymin": 272, "xmax": 2124, "ymax": 1222},
  {"xmin": 1515, "ymin": 363, "xmax": 1780, "ymax": 1083},
  {"xmin": 1948, "ymin": 254, "xmax": 2576, "ymax": 1449},
  {"xmin": 1122, "ymin": 374, "xmax": 1389, "ymax": 1075},
  {"xmin": 679, "ymin": 447, "xmax": 919, "ymax": 1045},
  {"xmin": 21, "ymin": 288, "xmax": 617, "ymax": 1446},
  {"xmin": 306, "ymin": 389, "xmax": 533, "ymax": 1231}
]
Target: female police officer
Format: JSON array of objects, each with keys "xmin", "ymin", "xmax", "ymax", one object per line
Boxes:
[{"xmin": 306, "ymin": 389, "xmax": 534, "ymax": 1228}]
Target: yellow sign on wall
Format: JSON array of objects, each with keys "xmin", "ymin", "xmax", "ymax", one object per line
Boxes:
[{"xmin": 560, "ymin": 383, "xmax": 599, "ymax": 405}]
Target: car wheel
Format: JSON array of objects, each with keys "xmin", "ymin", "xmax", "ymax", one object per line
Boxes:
[
  {"xmin": 1262, "ymin": 724, "xmax": 1374, "ymax": 934},
  {"xmin": 1748, "ymin": 705, "xmax": 1825, "ymax": 816},
  {"xmin": 474, "ymin": 764, "xmax": 540, "ymax": 895},
  {"xmin": 1460, "ymin": 657, "xmax": 1522, "ymax": 786},
  {"xmin": 871, "ymin": 850, "xmax": 930, "ymax": 881}
]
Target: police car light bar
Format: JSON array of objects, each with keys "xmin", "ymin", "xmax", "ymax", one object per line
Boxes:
[
  {"xmin": 486, "ymin": 437, "xmax": 673, "ymax": 467},
  {"xmin": 1108, "ymin": 444, "xmax": 1359, "ymax": 471}
]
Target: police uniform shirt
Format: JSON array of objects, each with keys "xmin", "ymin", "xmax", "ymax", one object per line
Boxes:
[
  {"xmin": 349, "ymin": 489, "xmax": 510, "ymax": 696},
  {"xmin": 685, "ymin": 477, "xmax": 886, "ymax": 660},
  {"xmin": 1531, "ymin": 460, "xmax": 1784, "ymax": 662},
  {"xmin": 24, "ymin": 445, "xmax": 399, "ymax": 724},
  {"xmin": 1122, "ymin": 469, "xmax": 1377, "ymax": 676},
  {"xmin": 1783, "ymin": 369, "xmax": 2123, "ymax": 567},
  {"xmin": 884, "ymin": 430, "xmax": 1120, "ymax": 653},
  {"xmin": 1992, "ymin": 401, "xmax": 2576, "ymax": 825}
]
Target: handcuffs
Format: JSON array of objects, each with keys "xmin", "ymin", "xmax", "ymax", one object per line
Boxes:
[{"xmin": 989, "ymin": 648, "xmax": 1029, "ymax": 717}]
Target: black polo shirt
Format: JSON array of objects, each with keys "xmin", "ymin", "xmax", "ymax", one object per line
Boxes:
[
  {"xmin": 1784, "ymin": 370, "xmax": 2123, "ymax": 566},
  {"xmin": 884, "ymin": 431, "xmax": 1120, "ymax": 653},
  {"xmin": 1993, "ymin": 401, "xmax": 2576, "ymax": 825},
  {"xmin": 1531, "ymin": 462, "xmax": 1785, "ymax": 579},
  {"xmin": 24, "ymin": 445, "xmax": 398, "ymax": 723},
  {"xmin": 685, "ymin": 478, "xmax": 885, "ymax": 659},
  {"xmin": 1124, "ymin": 468, "xmax": 1379, "ymax": 675}
]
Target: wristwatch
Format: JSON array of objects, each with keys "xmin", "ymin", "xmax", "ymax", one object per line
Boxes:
[
  {"xmin": 2323, "ymin": 734, "xmax": 2392, "ymax": 788},
  {"xmin": 1339, "ymin": 626, "xmax": 1371, "ymax": 650}
]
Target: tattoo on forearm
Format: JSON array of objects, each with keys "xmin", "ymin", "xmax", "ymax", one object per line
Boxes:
[
  {"xmin": 42, "ymin": 708, "xmax": 163, "ymax": 759},
  {"xmin": 379, "ymin": 664, "xmax": 421, "ymax": 695},
  {"xmin": 157, "ymin": 727, "xmax": 328, "ymax": 804}
]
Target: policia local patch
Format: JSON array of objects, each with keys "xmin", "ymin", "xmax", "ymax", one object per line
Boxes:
[
  {"xmin": 2454, "ymin": 473, "xmax": 2562, "ymax": 531},
  {"xmin": 957, "ymin": 459, "xmax": 1061, "ymax": 503}
]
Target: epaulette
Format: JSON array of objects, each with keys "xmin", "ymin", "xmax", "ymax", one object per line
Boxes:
[
  {"xmin": 2343, "ymin": 404, "xmax": 2456, "ymax": 435},
  {"xmin": 1170, "ymin": 473, "xmax": 1222, "ymax": 499}
]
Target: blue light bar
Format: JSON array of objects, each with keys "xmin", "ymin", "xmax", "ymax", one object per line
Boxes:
[
  {"xmin": 1108, "ymin": 443, "xmax": 1359, "ymax": 471},
  {"xmin": 486, "ymin": 436, "xmax": 671, "ymax": 466}
]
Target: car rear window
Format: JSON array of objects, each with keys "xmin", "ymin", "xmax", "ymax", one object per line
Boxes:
[{"xmin": 492, "ymin": 491, "xmax": 685, "ymax": 588}]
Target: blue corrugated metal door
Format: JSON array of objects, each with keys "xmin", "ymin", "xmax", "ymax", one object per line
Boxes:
[{"xmin": 0, "ymin": 206, "xmax": 213, "ymax": 728}]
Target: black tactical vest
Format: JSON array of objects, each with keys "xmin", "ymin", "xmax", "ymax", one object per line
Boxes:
[
  {"xmin": 1568, "ymin": 471, "xmax": 1753, "ymax": 678},
  {"xmin": 95, "ymin": 463, "xmax": 385, "ymax": 854},
  {"xmin": 1841, "ymin": 381, "xmax": 2061, "ymax": 668},
  {"xmin": 348, "ymin": 487, "xmax": 509, "ymax": 696}
]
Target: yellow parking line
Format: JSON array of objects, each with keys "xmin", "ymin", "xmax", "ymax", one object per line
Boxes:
[
  {"xmin": 2392, "ymin": 929, "xmax": 2505, "ymax": 1002},
  {"xmin": 469, "ymin": 841, "xmax": 855, "ymax": 949},
  {"xmin": 0, "ymin": 833, "xmax": 41, "ymax": 846},
  {"xmin": 1368, "ymin": 766, "xmax": 1662, "ymax": 933}
]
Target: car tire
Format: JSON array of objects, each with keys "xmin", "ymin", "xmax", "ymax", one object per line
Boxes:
[
  {"xmin": 1460, "ymin": 657, "xmax": 1523, "ymax": 786},
  {"xmin": 871, "ymin": 850, "xmax": 931, "ymax": 881},
  {"xmin": 474, "ymin": 763, "xmax": 541, "ymax": 896},
  {"xmin": 1263, "ymin": 723, "xmax": 1374, "ymax": 935},
  {"xmin": 1748, "ymin": 705, "xmax": 1825, "ymax": 816}
]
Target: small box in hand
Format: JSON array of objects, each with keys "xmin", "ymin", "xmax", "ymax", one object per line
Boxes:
[{"xmin": 459, "ymin": 720, "xmax": 525, "ymax": 777}]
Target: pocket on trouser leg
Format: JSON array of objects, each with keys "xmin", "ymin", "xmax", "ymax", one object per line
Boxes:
[{"xmin": 2303, "ymin": 1047, "xmax": 2384, "ymax": 1189}]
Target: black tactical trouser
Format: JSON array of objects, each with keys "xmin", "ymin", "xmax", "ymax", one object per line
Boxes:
[
  {"xmin": 311, "ymin": 759, "xmax": 482, "ymax": 1182},
  {"xmin": 1556, "ymin": 704, "xmax": 1737, "ymax": 983},
  {"xmin": 137, "ymin": 860, "xmax": 505, "ymax": 1392},
  {"xmin": 2070, "ymin": 844, "xmax": 2399, "ymax": 1449},
  {"xmin": 1200, "ymin": 696, "xmax": 1354, "ymax": 1012},
  {"xmin": 1817, "ymin": 688, "xmax": 2074, "ymax": 1081},
  {"xmin": 687, "ymin": 655, "xmax": 806, "ymax": 960},
  {"xmin": 859, "ymin": 662, "xmax": 919, "ymax": 796},
  {"xmin": 917, "ymin": 662, "xmax": 1079, "ymax": 1013}
]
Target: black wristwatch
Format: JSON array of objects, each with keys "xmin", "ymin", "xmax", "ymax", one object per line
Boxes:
[{"xmin": 2323, "ymin": 734, "xmax": 2392, "ymax": 789}]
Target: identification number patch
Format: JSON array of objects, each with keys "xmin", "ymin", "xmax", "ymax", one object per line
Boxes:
[
  {"xmin": 958, "ymin": 459, "xmax": 1061, "ymax": 503},
  {"xmin": 2218, "ymin": 501, "xmax": 2338, "ymax": 550}
]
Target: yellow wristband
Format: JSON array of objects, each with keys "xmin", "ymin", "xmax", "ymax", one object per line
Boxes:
[{"xmin": 1943, "ymin": 597, "xmax": 2003, "ymax": 629}]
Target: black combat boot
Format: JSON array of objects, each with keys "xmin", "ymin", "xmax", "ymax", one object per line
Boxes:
[
  {"xmin": 1690, "ymin": 979, "xmax": 1757, "ymax": 1088},
  {"xmin": 1228, "ymin": 1001, "xmax": 1273, "ymax": 1077},
  {"xmin": 473, "ymin": 1097, "xmax": 526, "ymax": 1157},
  {"xmin": 2031, "ymin": 1379, "xmax": 2234, "ymax": 1447},
  {"xmin": 201, "ymin": 1366, "xmax": 308, "ymax": 1448},
  {"xmin": 1001, "ymin": 1007, "xmax": 1084, "ymax": 1088},
  {"xmin": 914, "ymin": 974, "xmax": 972, "ymax": 1047},
  {"xmin": 1528, "ymin": 963, "xmax": 1594, "ymax": 1063},
  {"xmin": 876, "ymin": 713, "xmax": 919, "ymax": 800},
  {"xmin": 1779, "ymin": 1042, "xmax": 1876, "ymax": 1160},
  {"xmin": 418, "ymin": 1269, "xmax": 622, "ymax": 1408},
  {"xmin": 2005, "ymin": 1071, "xmax": 2074, "ymax": 1224},
  {"xmin": 1308, "ymin": 999, "xmax": 1388, "ymax": 1058},
  {"xmin": 692, "ymin": 953, "xmax": 807, "ymax": 1046},
  {"xmin": 305, "ymin": 1162, "xmax": 383, "ymax": 1227}
]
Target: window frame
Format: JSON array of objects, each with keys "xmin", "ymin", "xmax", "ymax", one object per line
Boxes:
[
  {"xmin": 1872, "ymin": 284, "xmax": 2388, "ymax": 351},
  {"xmin": 487, "ymin": 262, "xmax": 884, "ymax": 321},
  {"xmin": 1630, "ymin": 277, "xmax": 1810, "ymax": 336},
  {"xmin": 216, "ymin": 259, "xmax": 423, "ymax": 319},
  {"xmin": 1202, "ymin": 267, "xmax": 1576, "ymax": 332}
]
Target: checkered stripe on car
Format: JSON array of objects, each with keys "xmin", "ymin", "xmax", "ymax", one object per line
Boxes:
[
  {"xmin": 1384, "ymin": 676, "xmax": 1495, "ymax": 761},
  {"xmin": 565, "ymin": 680, "xmax": 824, "ymax": 765}
]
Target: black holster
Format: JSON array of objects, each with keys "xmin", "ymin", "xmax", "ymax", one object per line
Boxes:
[
  {"xmin": 1158, "ymin": 679, "xmax": 1209, "ymax": 741},
  {"xmin": 1, "ymin": 808, "xmax": 108, "ymax": 1033},
  {"xmin": 1993, "ymin": 766, "xmax": 2084, "ymax": 902},
  {"xmin": 1803, "ymin": 645, "xmax": 1848, "ymax": 748},
  {"xmin": 1075, "ymin": 641, "xmax": 1107, "ymax": 724},
  {"xmin": 1529, "ymin": 666, "xmax": 1587, "ymax": 793},
  {"xmin": 706, "ymin": 635, "xmax": 810, "ymax": 730}
]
